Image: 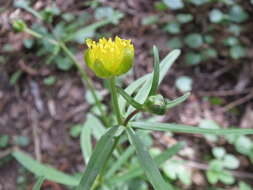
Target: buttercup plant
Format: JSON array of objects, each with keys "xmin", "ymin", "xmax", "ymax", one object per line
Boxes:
[{"xmin": 11, "ymin": 32, "xmax": 253, "ymax": 190}]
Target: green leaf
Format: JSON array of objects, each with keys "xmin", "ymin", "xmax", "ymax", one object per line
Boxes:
[
  {"xmin": 239, "ymin": 182, "xmax": 252, "ymax": 190},
  {"xmin": 70, "ymin": 124, "xmax": 82, "ymax": 138},
  {"xmin": 33, "ymin": 176, "xmax": 45, "ymax": 190},
  {"xmin": 14, "ymin": 136, "xmax": 30, "ymax": 147},
  {"xmin": 223, "ymin": 37, "xmax": 239, "ymax": 47},
  {"xmin": 0, "ymin": 135, "xmax": 9, "ymax": 148},
  {"xmin": 185, "ymin": 52, "xmax": 202, "ymax": 65},
  {"xmin": 212, "ymin": 147, "xmax": 225, "ymax": 159},
  {"xmin": 55, "ymin": 56, "xmax": 73, "ymax": 71},
  {"xmin": 162, "ymin": 0, "xmax": 184, "ymax": 10},
  {"xmin": 148, "ymin": 46, "xmax": 160, "ymax": 96},
  {"xmin": 14, "ymin": 0, "xmax": 43, "ymax": 20},
  {"xmin": 184, "ymin": 33, "xmax": 203, "ymax": 48},
  {"xmin": 223, "ymin": 154, "xmax": 239, "ymax": 169},
  {"xmin": 118, "ymin": 73, "xmax": 149, "ymax": 114},
  {"xmin": 189, "ymin": 0, "xmax": 209, "ymax": 6},
  {"xmin": 126, "ymin": 127, "xmax": 173, "ymax": 190},
  {"xmin": 207, "ymin": 170, "xmax": 219, "ymax": 184},
  {"xmin": 105, "ymin": 146, "xmax": 135, "ymax": 179},
  {"xmin": 126, "ymin": 50, "xmax": 181, "ymax": 115},
  {"xmin": 230, "ymin": 45, "xmax": 246, "ymax": 59},
  {"xmin": 176, "ymin": 14, "xmax": 193, "ymax": 24},
  {"xmin": 108, "ymin": 142, "xmax": 184, "ymax": 184},
  {"xmin": 164, "ymin": 22, "xmax": 181, "ymax": 34},
  {"xmin": 229, "ymin": 5, "xmax": 249, "ymax": 23},
  {"xmin": 86, "ymin": 114, "xmax": 106, "ymax": 140},
  {"xmin": 142, "ymin": 15, "xmax": 159, "ymax": 26},
  {"xmin": 235, "ymin": 136, "xmax": 253, "ymax": 155},
  {"xmin": 131, "ymin": 121, "xmax": 253, "ymax": 135},
  {"xmin": 81, "ymin": 123, "xmax": 92, "ymax": 164},
  {"xmin": 43, "ymin": 76, "xmax": 56, "ymax": 86},
  {"xmin": 175, "ymin": 76, "xmax": 192, "ymax": 92},
  {"xmin": 167, "ymin": 37, "xmax": 183, "ymax": 49},
  {"xmin": 218, "ymin": 171, "xmax": 234, "ymax": 185},
  {"xmin": 69, "ymin": 20, "xmax": 110, "ymax": 43},
  {"xmin": 12, "ymin": 150, "xmax": 79, "ymax": 186},
  {"xmin": 10, "ymin": 71, "xmax": 23, "ymax": 85},
  {"xmin": 94, "ymin": 6, "xmax": 124, "ymax": 24},
  {"xmin": 76, "ymin": 125, "xmax": 119, "ymax": 190},
  {"xmin": 116, "ymin": 86, "xmax": 143, "ymax": 110},
  {"xmin": 209, "ymin": 9, "xmax": 224, "ymax": 23},
  {"xmin": 199, "ymin": 120, "xmax": 220, "ymax": 142},
  {"xmin": 165, "ymin": 92, "xmax": 190, "ymax": 109}
]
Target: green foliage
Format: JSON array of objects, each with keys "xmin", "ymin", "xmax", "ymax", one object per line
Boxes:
[
  {"xmin": 11, "ymin": 4, "xmax": 253, "ymax": 188},
  {"xmin": 159, "ymin": 0, "xmax": 250, "ymax": 63},
  {"xmin": 164, "ymin": 22, "xmax": 181, "ymax": 34},
  {"xmin": 162, "ymin": 159, "xmax": 191, "ymax": 185},
  {"xmin": 43, "ymin": 76, "xmax": 56, "ymax": 85},
  {"xmin": 162, "ymin": 0, "xmax": 184, "ymax": 10},
  {"xmin": 206, "ymin": 147, "xmax": 239, "ymax": 185},
  {"xmin": 175, "ymin": 76, "xmax": 192, "ymax": 92},
  {"xmin": 229, "ymin": 45, "xmax": 246, "ymax": 59},
  {"xmin": 14, "ymin": 136, "xmax": 30, "ymax": 147},
  {"xmin": 12, "ymin": 150, "xmax": 80, "ymax": 186},
  {"xmin": 199, "ymin": 120, "xmax": 220, "ymax": 142},
  {"xmin": 184, "ymin": 33, "xmax": 203, "ymax": 49},
  {"xmin": 0, "ymin": 135, "xmax": 9, "ymax": 148},
  {"xmin": 32, "ymin": 176, "xmax": 45, "ymax": 190},
  {"xmin": 142, "ymin": 15, "xmax": 159, "ymax": 26},
  {"xmin": 167, "ymin": 37, "xmax": 183, "ymax": 49}
]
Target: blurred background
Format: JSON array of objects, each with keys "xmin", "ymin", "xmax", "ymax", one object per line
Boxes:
[{"xmin": 0, "ymin": 0, "xmax": 253, "ymax": 189}]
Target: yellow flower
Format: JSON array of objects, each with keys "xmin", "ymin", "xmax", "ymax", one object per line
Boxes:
[{"xmin": 84, "ymin": 36, "xmax": 134, "ymax": 78}]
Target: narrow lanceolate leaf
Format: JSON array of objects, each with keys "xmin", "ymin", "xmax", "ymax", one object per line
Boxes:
[
  {"xmin": 116, "ymin": 86, "xmax": 143, "ymax": 110},
  {"xmin": 81, "ymin": 123, "xmax": 92, "ymax": 164},
  {"xmin": 108, "ymin": 142, "xmax": 184, "ymax": 185},
  {"xmin": 12, "ymin": 150, "xmax": 79, "ymax": 186},
  {"xmin": 126, "ymin": 127, "xmax": 174, "ymax": 190},
  {"xmin": 87, "ymin": 114, "xmax": 106, "ymax": 140},
  {"xmin": 131, "ymin": 121, "xmax": 253, "ymax": 135},
  {"xmin": 118, "ymin": 74, "xmax": 149, "ymax": 114},
  {"xmin": 148, "ymin": 46, "xmax": 160, "ymax": 96},
  {"xmin": 76, "ymin": 126, "xmax": 119, "ymax": 190},
  {"xmin": 33, "ymin": 176, "xmax": 45, "ymax": 190},
  {"xmin": 126, "ymin": 49, "xmax": 181, "ymax": 115},
  {"xmin": 105, "ymin": 146, "xmax": 135, "ymax": 179},
  {"xmin": 165, "ymin": 92, "xmax": 190, "ymax": 109}
]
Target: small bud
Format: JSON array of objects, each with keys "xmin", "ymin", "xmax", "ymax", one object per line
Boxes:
[
  {"xmin": 145, "ymin": 95, "xmax": 166, "ymax": 115},
  {"xmin": 84, "ymin": 36, "xmax": 134, "ymax": 78},
  {"xmin": 12, "ymin": 20, "xmax": 27, "ymax": 32}
]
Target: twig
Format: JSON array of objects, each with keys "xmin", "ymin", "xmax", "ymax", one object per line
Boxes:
[
  {"xmin": 64, "ymin": 103, "xmax": 90, "ymax": 121},
  {"xmin": 27, "ymin": 108, "xmax": 41, "ymax": 162},
  {"xmin": 222, "ymin": 91, "xmax": 253, "ymax": 112},
  {"xmin": 18, "ymin": 60, "xmax": 38, "ymax": 75}
]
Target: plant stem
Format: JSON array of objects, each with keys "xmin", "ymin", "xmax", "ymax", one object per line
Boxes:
[
  {"xmin": 60, "ymin": 43, "xmax": 108, "ymax": 126},
  {"xmin": 124, "ymin": 109, "xmax": 140, "ymax": 126},
  {"xmin": 24, "ymin": 28, "xmax": 109, "ymax": 126},
  {"xmin": 109, "ymin": 77, "xmax": 122, "ymax": 125}
]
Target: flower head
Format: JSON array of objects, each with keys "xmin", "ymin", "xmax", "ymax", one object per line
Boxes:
[{"xmin": 84, "ymin": 36, "xmax": 134, "ymax": 78}]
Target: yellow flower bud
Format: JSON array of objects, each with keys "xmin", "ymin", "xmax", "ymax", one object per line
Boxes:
[{"xmin": 84, "ymin": 36, "xmax": 134, "ymax": 78}]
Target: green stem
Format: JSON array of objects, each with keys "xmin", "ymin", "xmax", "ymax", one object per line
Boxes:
[
  {"xmin": 24, "ymin": 28, "xmax": 109, "ymax": 126},
  {"xmin": 60, "ymin": 43, "xmax": 108, "ymax": 126},
  {"xmin": 109, "ymin": 77, "xmax": 122, "ymax": 125}
]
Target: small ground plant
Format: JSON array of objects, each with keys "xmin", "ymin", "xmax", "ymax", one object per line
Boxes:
[{"xmin": 10, "ymin": 23, "xmax": 253, "ymax": 190}]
